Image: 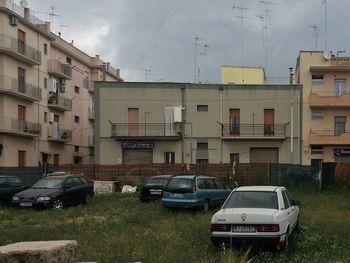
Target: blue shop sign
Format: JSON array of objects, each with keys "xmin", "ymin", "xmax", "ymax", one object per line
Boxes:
[{"xmin": 121, "ymin": 141, "xmax": 154, "ymax": 149}]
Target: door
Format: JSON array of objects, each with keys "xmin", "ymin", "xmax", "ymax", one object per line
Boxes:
[
  {"xmin": 18, "ymin": 105, "xmax": 26, "ymax": 131},
  {"xmin": 53, "ymin": 154, "xmax": 59, "ymax": 166},
  {"xmin": 128, "ymin": 108, "xmax": 139, "ymax": 136},
  {"xmin": 334, "ymin": 79, "xmax": 346, "ymax": 96},
  {"xmin": 334, "ymin": 116, "xmax": 346, "ymax": 135},
  {"xmin": 250, "ymin": 148, "xmax": 279, "ymax": 163},
  {"xmin": 283, "ymin": 190, "xmax": 298, "ymax": 230},
  {"xmin": 264, "ymin": 109, "xmax": 274, "ymax": 136},
  {"xmin": 18, "ymin": 151, "xmax": 26, "ymax": 167},
  {"xmin": 18, "ymin": 67, "xmax": 25, "ymax": 93},
  {"xmin": 17, "ymin": 29, "xmax": 25, "ymax": 54},
  {"xmin": 123, "ymin": 149, "xmax": 153, "ymax": 164},
  {"xmin": 229, "ymin": 109, "xmax": 240, "ymax": 135}
]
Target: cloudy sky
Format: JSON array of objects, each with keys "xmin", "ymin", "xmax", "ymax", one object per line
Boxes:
[{"xmin": 27, "ymin": 0, "xmax": 349, "ymax": 83}]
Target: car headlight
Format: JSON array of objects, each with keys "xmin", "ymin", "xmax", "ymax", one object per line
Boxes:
[
  {"xmin": 12, "ymin": 196, "xmax": 19, "ymax": 201},
  {"xmin": 36, "ymin": 196, "xmax": 51, "ymax": 201}
]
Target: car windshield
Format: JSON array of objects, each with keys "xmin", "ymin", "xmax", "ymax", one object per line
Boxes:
[
  {"xmin": 165, "ymin": 178, "xmax": 193, "ymax": 192},
  {"xmin": 32, "ymin": 178, "xmax": 64, "ymax": 189},
  {"xmin": 145, "ymin": 178, "xmax": 169, "ymax": 186},
  {"xmin": 223, "ymin": 191, "xmax": 278, "ymax": 209}
]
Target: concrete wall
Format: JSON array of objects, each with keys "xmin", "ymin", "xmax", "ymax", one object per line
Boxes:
[{"xmin": 221, "ymin": 66, "xmax": 265, "ymax": 84}]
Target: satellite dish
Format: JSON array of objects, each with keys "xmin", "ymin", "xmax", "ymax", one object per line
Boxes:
[
  {"xmin": 20, "ymin": 0, "xmax": 29, "ymax": 8},
  {"xmin": 323, "ymin": 51, "xmax": 331, "ymax": 60}
]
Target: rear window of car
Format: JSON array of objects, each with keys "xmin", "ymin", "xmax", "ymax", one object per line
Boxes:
[
  {"xmin": 223, "ymin": 191, "xmax": 278, "ymax": 209},
  {"xmin": 32, "ymin": 178, "xmax": 64, "ymax": 189},
  {"xmin": 145, "ymin": 178, "xmax": 169, "ymax": 186},
  {"xmin": 165, "ymin": 178, "xmax": 193, "ymax": 193}
]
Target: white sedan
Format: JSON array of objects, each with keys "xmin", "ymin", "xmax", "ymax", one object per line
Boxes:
[{"xmin": 210, "ymin": 186, "xmax": 300, "ymax": 250}]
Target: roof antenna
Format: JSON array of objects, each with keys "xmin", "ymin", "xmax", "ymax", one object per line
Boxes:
[{"xmin": 309, "ymin": 25, "xmax": 318, "ymax": 50}]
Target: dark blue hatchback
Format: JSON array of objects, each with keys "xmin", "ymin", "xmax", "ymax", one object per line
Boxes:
[{"xmin": 161, "ymin": 175, "xmax": 231, "ymax": 211}]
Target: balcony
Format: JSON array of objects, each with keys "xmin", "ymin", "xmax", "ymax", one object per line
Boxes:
[
  {"xmin": 310, "ymin": 91, "xmax": 350, "ymax": 108},
  {"xmin": 48, "ymin": 124, "xmax": 72, "ymax": 143},
  {"xmin": 48, "ymin": 94, "xmax": 72, "ymax": 111},
  {"xmin": 88, "ymin": 107, "xmax": 94, "ymax": 120},
  {"xmin": 0, "ymin": 117, "xmax": 41, "ymax": 138},
  {"xmin": 0, "ymin": 33, "xmax": 41, "ymax": 65},
  {"xmin": 0, "ymin": 75, "xmax": 42, "ymax": 101},
  {"xmin": 310, "ymin": 129, "xmax": 350, "ymax": 145},
  {"xmin": 221, "ymin": 124, "xmax": 286, "ymax": 140},
  {"xmin": 111, "ymin": 123, "xmax": 183, "ymax": 140},
  {"xmin": 48, "ymin": 60, "xmax": 72, "ymax": 79}
]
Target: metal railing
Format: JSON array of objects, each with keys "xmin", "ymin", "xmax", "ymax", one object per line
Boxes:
[
  {"xmin": 48, "ymin": 124, "xmax": 72, "ymax": 141},
  {"xmin": 0, "ymin": 75, "xmax": 42, "ymax": 100},
  {"xmin": 221, "ymin": 124, "xmax": 286, "ymax": 137},
  {"xmin": 311, "ymin": 86, "xmax": 349, "ymax": 97},
  {"xmin": 111, "ymin": 123, "xmax": 182, "ymax": 137},
  {"xmin": 48, "ymin": 94, "xmax": 72, "ymax": 111},
  {"xmin": 0, "ymin": 117, "xmax": 41, "ymax": 136},
  {"xmin": 0, "ymin": 33, "xmax": 41, "ymax": 64},
  {"xmin": 5, "ymin": 0, "xmax": 45, "ymax": 25},
  {"xmin": 48, "ymin": 60, "xmax": 72, "ymax": 79},
  {"xmin": 311, "ymin": 129, "xmax": 350, "ymax": 136}
]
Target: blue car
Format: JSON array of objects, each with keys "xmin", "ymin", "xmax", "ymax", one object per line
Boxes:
[{"xmin": 161, "ymin": 175, "xmax": 231, "ymax": 211}]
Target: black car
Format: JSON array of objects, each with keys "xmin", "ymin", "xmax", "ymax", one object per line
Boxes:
[
  {"xmin": 140, "ymin": 175, "xmax": 172, "ymax": 202},
  {"xmin": 0, "ymin": 175, "xmax": 27, "ymax": 207},
  {"xmin": 12, "ymin": 174, "xmax": 93, "ymax": 210}
]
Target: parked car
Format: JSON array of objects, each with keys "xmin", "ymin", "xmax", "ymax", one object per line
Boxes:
[
  {"xmin": 210, "ymin": 186, "xmax": 300, "ymax": 250},
  {"xmin": 12, "ymin": 174, "xmax": 94, "ymax": 210},
  {"xmin": 161, "ymin": 175, "xmax": 231, "ymax": 211},
  {"xmin": 140, "ymin": 175, "xmax": 172, "ymax": 202},
  {"xmin": 0, "ymin": 175, "xmax": 27, "ymax": 207}
]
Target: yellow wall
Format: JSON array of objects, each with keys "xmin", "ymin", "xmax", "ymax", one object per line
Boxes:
[{"xmin": 221, "ymin": 66, "xmax": 266, "ymax": 84}]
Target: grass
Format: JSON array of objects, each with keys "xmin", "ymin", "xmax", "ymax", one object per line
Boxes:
[{"xmin": 0, "ymin": 189, "xmax": 350, "ymax": 263}]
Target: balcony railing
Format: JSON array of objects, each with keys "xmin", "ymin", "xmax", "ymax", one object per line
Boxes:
[
  {"xmin": 88, "ymin": 107, "xmax": 94, "ymax": 120},
  {"xmin": 310, "ymin": 129, "xmax": 350, "ymax": 145},
  {"xmin": 0, "ymin": 117, "xmax": 41, "ymax": 137},
  {"xmin": 48, "ymin": 124, "xmax": 72, "ymax": 142},
  {"xmin": 48, "ymin": 94, "xmax": 72, "ymax": 111},
  {"xmin": 0, "ymin": 33, "xmax": 41, "ymax": 65},
  {"xmin": 310, "ymin": 89, "xmax": 350, "ymax": 108},
  {"xmin": 111, "ymin": 123, "xmax": 182, "ymax": 140},
  {"xmin": 221, "ymin": 124, "xmax": 286, "ymax": 139},
  {"xmin": 48, "ymin": 60, "xmax": 72, "ymax": 79},
  {"xmin": 0, "ymin": 75, "xmax": 42, "ymax": 101},
  {"xmin": 4, "ymin": 0, "xmax": 45, "ymax": 25}
]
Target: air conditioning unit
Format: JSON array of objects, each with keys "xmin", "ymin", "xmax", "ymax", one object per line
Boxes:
[
  {"xmin": 59, "ymin": 84, "xmax": 66, "ymax": 93},
  {"xmin": 9, "ymin": 15, "xmax": 18, "ymax": 26}
]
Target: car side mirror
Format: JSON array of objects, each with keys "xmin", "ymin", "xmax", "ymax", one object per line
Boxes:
[{"xmin": 291, "ymin": 200, "xmax": 300, "ymax": 206}]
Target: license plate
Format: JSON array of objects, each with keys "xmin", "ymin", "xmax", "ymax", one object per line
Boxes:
[
  {"xmin": 232, "ymin": 225, "xmax": 256, "ymax": 232},
  {"xmin": 171, "ymin": 193, "xmax": 183, "ymax": 198},
  {"xmin": 20, "ymin": 202, "xmax": 32, "ymax": 207},
  {"xmin": 150, "ymin": 190, "xmax": 162, "ymax": 195}
]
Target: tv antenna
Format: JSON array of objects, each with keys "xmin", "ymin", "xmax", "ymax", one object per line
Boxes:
[
  {"xmin": 194, "ymin": 36, "xmax": 205, "ymax": 83},
  {"xmin": 138, "ymin": 68, "xmax": 151, "ymax": 82},
  {"xmin": 309, "ymin": 25, "xmax": 318, "ymax": 50},
  {"xmin": 31, "ymin": 6, "xmax": 60, "ymax": 24},
  {"xmin": 59, "ymin": 24, "xmax": 69, "ymax": 36},
  {"xmin": 200, "ymin": 44, "xmax": 210, "ymax": 84},
  {"xmin": 256, "ymin": 15, "xmax": 266, "ymax": 68},
  {"xmin": 233, "ymin": 3, "xmax": 252, "ymax": 67},
  {"xmin": 259, "ymin": 1, "xmax": 275, "ymax": 75},
  {"xmin": 321, "ymin": 0, "xmax": 328, "ymax": 51}
]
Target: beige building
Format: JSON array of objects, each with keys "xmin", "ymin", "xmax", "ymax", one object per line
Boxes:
[
  {"xmin": 295, "ymin": 51, "xmax": 350, "ymax": 165},
  {"xmin": 0, "ymin": 0, "xmax": 122, "ymax": 167},
  {"xmin": 221, "ymin": 66, "xmax": 266, "ymax": 84},
  {"xmin": 95, "ymin": 82, "xmax": 302, "ymax": 165}
]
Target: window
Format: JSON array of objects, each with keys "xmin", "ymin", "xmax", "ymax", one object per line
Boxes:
[
  {"xmin": 334, "ymin": 79, "xmax": 347, "ymax": 96},
  {"xmin": 44, "ymin": 112, "xmax": 47, "ymax": 123},
  {"xmin": 197, "ymin": 179, "xmax": 205, "ymax": 189},
  {"xmin": 312, "ymin": 74, "xmax": 324, "ymax": 85},
  {"xmin": 311, "ymin": 109, "xmax": 324, "ymax": 120},
  {"xmin": 18, "ymin": 67, "xmax": 25, "ymax": 93},
  {"xmin": 311, "ymin": 146, "xmax": 323, "ymax": 155},
  {"xmin": 18, "ymin": 150, "xmax": 26, "ymax": 167},
  {"xmin": 53, "ymin": 154, "xmax": 59, "ymax": 166},
  {"xmin": 230, "ymin": 153, "xmax": 239, "ymax": 164},
  {"xmin": 229, "ymin": 109, "xmax": 240, "ymax": 135},
  {"xmin": 264, "ymin": 109, "xmax": 274, "ymax": 135},
  {"xmin": 196, "ymin": 159, "xmax": 209, "ymax": 164},
  {"xmin": 74, "ymin": 86, "xmax": 80, "ymax": 94},
  {"xmin": 197, "ymin": 105, "xmax": 208, "ymax": 112},
  {"xmin": 214, "ymin": 179, "xmax": 225, "ymax": 189},
  {"xmin": 282, "ymin": 191, "xmax": 290, "ymax": 209},
  {"xmin": 74, "ymin": 116, "xmax": 80, "ymax": 123},
  {"xmin": 335, "ymin": 116, "xmax": 346, "ymax": 135},
  {"xmin": 75, "ymin": 146, "xmax": 79, "ymax": 152},
  {"xmin": 44, "ymin": 78, "xmax": 47, "ymax": 89},
  {"xmin": 205, "ymin": 179, "xmax": 217, "ymax": 189},
  {"xmin": 66, "ymin": 57, "xmax": 72, "ymax": 64},
  {"xmin": 44, "ymin": 43, "xmax": 48, "ymax": 55},
  {"xmin": 196, "ymin": 142, "xmax": 208, "ymax": 164},
  {"xmin": 164, "ymin": 152, "xmax": 175, "ymax": 164}
]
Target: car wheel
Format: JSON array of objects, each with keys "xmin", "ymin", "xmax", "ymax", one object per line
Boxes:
[
  {"xmin": 84, "ymin": 194, "xmax": 92, "ymax": 204},
  {"xmin": 295, "ymin": 217, "xmax": 300, "ymax": 232},
  {"xmin": 203, "ymin": 200, "xmax": 210, "ymax": 212},
  {"xmin": 52, "ymin": 199, "xmax": 64, "ymax": 210}
]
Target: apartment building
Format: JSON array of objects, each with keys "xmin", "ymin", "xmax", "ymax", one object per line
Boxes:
[
  {"xmin": 295, "ymin": 51, "xmax": 350, "ymax": 165},
  {"xmin": 0, "ymin": 0, "xmax": 122, "ymax": 167},
  {"xmin": 95, "ymin": 82, "xmax": 302, "ymax": 165}
]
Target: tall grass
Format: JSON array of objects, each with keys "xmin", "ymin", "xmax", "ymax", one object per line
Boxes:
[{"xmin": 0, "ymin": 190, "xmax": 349, "ymax": 262}]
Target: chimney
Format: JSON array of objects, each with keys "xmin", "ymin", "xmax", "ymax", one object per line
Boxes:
[
  {"xmin": 58, "ymin": 32, "xmax": 61, "ymax": 37},
  {"xmin": 24, "ymin": 7, "xmax": 30, "ymax": 20},
  {"xmin": 70, "ymin": 40, "xmax": 74, "ymax": 45}
]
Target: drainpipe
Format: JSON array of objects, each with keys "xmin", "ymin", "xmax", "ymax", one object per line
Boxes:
[
  {"xmin": 219, "ymin": 86, "xmax": 223, "ymax": 163},
  {"xmin": 181, "ymin": 85, "xmax": 186, "ymax": 164},
  {"xmin": 289, "ymin": 67, "xmax": 294, "ymax": 164}
]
